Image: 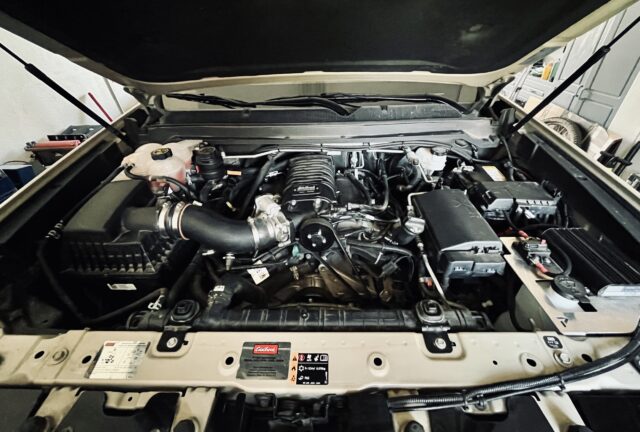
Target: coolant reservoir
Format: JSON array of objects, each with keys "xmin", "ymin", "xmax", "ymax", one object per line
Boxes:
[
  {"xmin": 114, "ymin": 143, "xmax": 163, "ymax": 182},
  {"xmin": 164, "ymin": 140, "xmax": 201, "ymax": 169},
  {"xmin": 147, "ymin": 147, "xmax": 186, "ymax": 192},
  {"xmin": 122, "ymin": 143, "xmax": 162, "ymax": 175},
  {"xmin": 416, "ymin": 146, "xmax": 448, "ymax": 176}
]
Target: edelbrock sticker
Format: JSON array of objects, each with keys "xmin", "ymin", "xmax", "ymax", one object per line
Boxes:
[{"xmin": 236, "ymin": 342, "xmax": 291, "ymax": 380}]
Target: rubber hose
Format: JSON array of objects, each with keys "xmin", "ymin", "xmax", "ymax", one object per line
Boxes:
[
  {"xmin": 239, "ymin": 154, "xmax": 277, "ymax": 217},
  {"xmin": 345, "ymin": 172, "xmax": 372, "ymax": 203},
  {"xmin": 166, "ymin": 252, "xmax": 202, "ymax": 308},
  {"xmin": 122, "ymin": 206, "xmax": 266, "ymax": 254},
  {"xmin": 396, "ymin": 166, "xmax": 422, "ymax": 192},
  {"xmin": 189, "ymin": 272, "xmax": 209, "ymax": 307},
  {"xmin": 180, "ymin": 205, "xmax": 258, "ymax": 253},
  {"xmin": 346, "ymin": 239, "xmax": 413, "ymax": 256}
]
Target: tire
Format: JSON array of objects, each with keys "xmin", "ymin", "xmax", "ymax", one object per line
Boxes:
[{"xmin": 543, "ymin": 117, "xmax": 584, "ymax": 147}]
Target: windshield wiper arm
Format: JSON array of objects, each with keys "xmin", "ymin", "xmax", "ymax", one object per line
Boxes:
[
  {"xmin": 165, "ymin": 93, "xmax": 353, "ymax": 116},
  {"xmin": 165, "ymin": 93, "xmax": 255, "ymax": 109},
  {"xmin": 319, "ymin": 93, "xmax": 467, "ymax": 114},
  {"xmin": 165, "ymin": 92, "xmax": 465, "ymax": 116},
  {"xmin": 261, "ymin": 96, "xmax": 353, "ymax": 116}
]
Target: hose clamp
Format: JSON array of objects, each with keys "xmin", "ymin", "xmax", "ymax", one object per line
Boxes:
[
  {"xmin": 157, "ymin": 202, "xmax": 172, "ymax": 236},
  {"xmin": 171, "ymin": 202, "xmax": 189, "ymax": 239},
  {"xmin": 247, "ymin": 217, "xmax": 261, "ymax": 248}
]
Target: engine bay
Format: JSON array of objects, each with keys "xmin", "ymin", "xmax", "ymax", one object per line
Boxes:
[
  {"xmin": 30, "ymin": 125, "xmax": 640, "ymax": 337},
  {"xmin": 3, "ymin": 0, "xmax": 640, "ymax": 427},
  {"xmin": 0, "ymin": 100, "xmax": 639, "ymax": 430}
]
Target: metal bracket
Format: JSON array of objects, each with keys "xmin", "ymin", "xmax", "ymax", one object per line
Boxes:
[
  {"xmin": 422, "ymin": 331, "xmax": 454, "ymax": 354},
  {"xmin": 157, "ymin": 330, "xmax": 187, "ymax": 353}
]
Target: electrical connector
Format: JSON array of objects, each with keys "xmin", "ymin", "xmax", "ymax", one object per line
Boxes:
[{"xmin": 514, "ymin": 236, "xmax": 563, "ymax": 275}]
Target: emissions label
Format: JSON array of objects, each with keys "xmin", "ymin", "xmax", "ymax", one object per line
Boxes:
[
  {"xmin": 237, "ymin": 342, "xmax": 291, "ymax": 380},
  {"xmin": 89, "ymin": 341, "xmax": 148, "ymax": 380},
  {"xmin": 291, "ymin": 353, "xmax": 329, "ymax": 385}
]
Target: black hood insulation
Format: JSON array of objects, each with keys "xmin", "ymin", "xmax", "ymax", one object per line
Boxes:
[{"xmin": 0, "ymin": 0, "xmax": 606, "ymax": 82}]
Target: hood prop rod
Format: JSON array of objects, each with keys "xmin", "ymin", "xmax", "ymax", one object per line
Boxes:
[
  {"xmin": 0, "ymin": 41, "xmax": 132, "ymax": 146},
  {"xmin": 510, "ymin": 15, "xmax": 640, "ymax": 135}
]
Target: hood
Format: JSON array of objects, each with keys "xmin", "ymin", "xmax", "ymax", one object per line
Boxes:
[{"xmin": 0, "ymin": 0, "xmax": 634, "ymax": 95}]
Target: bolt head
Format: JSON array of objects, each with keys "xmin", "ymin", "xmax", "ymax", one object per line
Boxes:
[
  {"xmin": 554, "ymin": 350, "xmax": 573, "ymax": 366},
  {"xmin": 433, "ymin": 337, "xmax": 447, "ymax": 350},
  {"xmin": 166, "ymin": 337, "xmax": 179, "ymax": 349}
]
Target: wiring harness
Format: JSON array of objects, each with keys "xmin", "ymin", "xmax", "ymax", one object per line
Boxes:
[{"xmin": 387, "ymin": 322, "xmax": 640, "ymax": 412}]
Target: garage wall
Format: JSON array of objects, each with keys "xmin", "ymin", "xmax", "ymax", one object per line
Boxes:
[
  {"xmin": 0, "ymin": 28, "xmax": 136, "ymax": 164},
  {"xmin": 609, "ymin": 71, "xmax": 640, "ymax": 180}
]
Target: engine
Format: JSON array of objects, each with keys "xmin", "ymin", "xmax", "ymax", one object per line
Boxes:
[{"xmin": 54, "ymin": 138, "xmax": 628, "ymax": 334}]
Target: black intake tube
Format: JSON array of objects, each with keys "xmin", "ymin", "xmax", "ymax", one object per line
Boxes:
[
  {"xmin": 122, "ymin": 204, "xmax": 275, "ymax": 254},
  {"xmin": 179, "ymin": 205, "xmax": 256, "ymax": 253},
  {"xmin": 121, "ymin": 206, "xmax": 157, "ymax": 232}
]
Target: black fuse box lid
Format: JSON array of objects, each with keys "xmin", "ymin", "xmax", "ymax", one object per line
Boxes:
[{"xmin": 413, "ymin": 189, "xmax": 503, "ymax": 258}]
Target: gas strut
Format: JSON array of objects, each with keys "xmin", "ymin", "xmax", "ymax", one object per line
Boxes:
[
  {"xmin": 510, "ymin": 15, "xmax": 640, "ymax": 135},
  {"xmin": 0, "ymin": 41, "xmax": 132, "ymax": 146}
]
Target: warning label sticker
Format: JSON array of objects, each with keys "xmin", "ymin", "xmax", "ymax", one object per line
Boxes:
[
  {"xmin": 291, "ymin": 353, "xmax": 329, "ymax": 385},
  {"xmin": 89, "ymin": 341, "xmax": 148, "ymax": 380},
  {"xmin": 237, "ymin": 342, "xmax": 291, "ymax": 380}
]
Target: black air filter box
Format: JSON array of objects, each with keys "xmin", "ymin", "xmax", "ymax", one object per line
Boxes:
[
  {"xmin": 412, "ymin": 189, "xmax": 505, "ymax": 285},
  {"xmin": 60, "ymin": 180, "xmax": 192, "ymax": 296}
]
